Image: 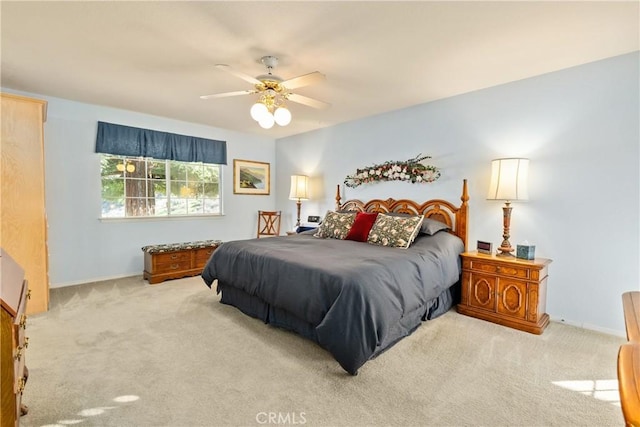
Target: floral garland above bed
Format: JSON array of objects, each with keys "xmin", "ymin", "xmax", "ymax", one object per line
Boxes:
[{"xmin": 344, "ymin": 154, "xmax": 441, "ymax": 188}]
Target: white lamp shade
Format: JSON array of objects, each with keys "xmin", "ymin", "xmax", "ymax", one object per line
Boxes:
[
  {"xmin": 274, "ymin": 106, "xmax": 292, "ymax": 126},
  {"xmin": 289, "ymin": 175, "xmax": 309, "ymax": 200},
  {"xmin": 250, "ymin": 102, "xmax": 269, "ymax": 121},
  {"xmin": 487, "ymin": 158, "xmax": 529, "ymax": 201},
  {"xmin": 258, "ymin": 113, "xmax": 275, "ymax": 129}
]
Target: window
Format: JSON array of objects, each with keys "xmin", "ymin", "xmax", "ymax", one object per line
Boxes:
[{"xmin": 100, "ymin": 154, "xmax": 221, "ymax": 218}]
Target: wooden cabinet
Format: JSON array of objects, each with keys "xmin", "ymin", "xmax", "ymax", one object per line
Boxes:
[
  {"xmin": 618, "ymin": 292, "xmax": 640, "ymax": 426},
  {"xmin": 1, "ymin": 93, "xmax": 49, "ymax": 314},
  {"xmin": 1, "ymin": 249, "xmax": 29, "ymax": 426},
  {"xmin": 142, "ymin": 240, "xmax": 222, "ymax": 284},
  {"xmin": 457, "ymin": 251, "xmax": 552, "ymax": 334}
]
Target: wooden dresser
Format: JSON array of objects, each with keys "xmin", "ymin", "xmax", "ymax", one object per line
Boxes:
[
  {"xmin": 457, "ymin": 251, "xmax": 552, "ymax": 334},
  {"xmin": 142, "ymin": 240, "xmax": 222, "ymax": 284},
  {"xmin": 1, "ymin": 249, "xmax": 29, "ymax": 426}
]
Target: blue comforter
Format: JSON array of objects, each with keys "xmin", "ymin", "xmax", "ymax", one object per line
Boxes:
[{"xmin": 202, "ymin": 231, "xmax": 463, "ymax": 374}]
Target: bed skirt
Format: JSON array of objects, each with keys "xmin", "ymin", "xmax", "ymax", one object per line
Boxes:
[{"xmin": 216, "ymin": 281, "xmax": 460, "ymax": 371}]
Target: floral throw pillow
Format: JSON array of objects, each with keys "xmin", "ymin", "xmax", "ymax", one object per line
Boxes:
[
  {"xmin": 314, "ymin": 211, "xmax": 356, "ymax": 240},
  {"xmin": 367, "ymin": 214, "xmax": 424, "ymax": 248}
]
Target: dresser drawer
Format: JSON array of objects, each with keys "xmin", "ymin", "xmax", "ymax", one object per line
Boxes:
[
  {"xmin": 16, "ymin": 315, "xmax": 26, "ymax": 349},
  {"xmin": 154, "ymin": 260, "xmax": 192, "ymax": 274},
  {"xmin": 154, "ymin": 251, "xmax": 191, "ymax": 265},
  {"xmin": 194, "ymin": 247, "xmax": 217, "ymax": 268},
  {"xmin": 13, "ymin": 281, "xmax": 28, "ymax": 350},
  {"xmin": 468, "ymin": 259, "xmax": 530, "ymax": 279},
  {"xmin": 14, "ymin": 311, "xmax": 27, "ymax": 331},
  {"xmin": 14, "ymin": 343, "xmax": 26, "ymax": 392},
  {"xmin": 18, "ymin": 284, "xmax": 28, "ymax": 317}
]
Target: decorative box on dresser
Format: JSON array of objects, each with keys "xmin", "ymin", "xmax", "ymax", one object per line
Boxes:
[
  {"xmin": 457, "ymin": 251, "xmax": 552, "ymax": 334},
  {"xmin": 1, "ymin": 249, "xmax": 29, "ymax": 426}
]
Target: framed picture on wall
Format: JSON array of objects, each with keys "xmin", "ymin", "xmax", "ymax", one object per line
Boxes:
[{"xmin": 233, "ymin": 159, "xmax": 270, "ymax": 195}]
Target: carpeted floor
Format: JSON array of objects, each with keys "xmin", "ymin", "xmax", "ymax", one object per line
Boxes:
[{"xmin": 20, "ymin": 275, "xmax": 624, "ymax": 427}]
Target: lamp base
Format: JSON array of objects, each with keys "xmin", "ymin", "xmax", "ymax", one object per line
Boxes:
[
  {"xmin": 496, "ymin": 201, "xmax": 515, "ymax": 257},
  {"xmin": 496, "ymin": 246, "xmax": 515, "ymax": 257},
  {"xmin": 295, "ymin": 199, "xmax": 302, "ymax": 228}
]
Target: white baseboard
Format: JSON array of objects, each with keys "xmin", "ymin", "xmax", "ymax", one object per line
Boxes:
[
  {"xmin": 50, "ymin": 273, "xmax": 141, "ymax": 289},
  {"xmin": 550, "ymin": 316, "xmax": 626, "ymax": 338}
]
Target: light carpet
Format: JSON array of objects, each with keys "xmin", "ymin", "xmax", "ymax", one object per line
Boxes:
[{"xmin": 20, "ymin": 275, "xmax": 624, "ymax": 427}]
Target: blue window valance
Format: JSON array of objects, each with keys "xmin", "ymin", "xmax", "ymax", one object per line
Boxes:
[{"xmin": 95, "ymin": 121, "xmax": 227, "ymax": 165}]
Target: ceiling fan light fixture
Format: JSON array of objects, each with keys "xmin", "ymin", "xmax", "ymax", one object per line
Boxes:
[
  {"xmin": 250, "ymin": 102, "xmax": 269, "ymax": 121},
  {"xmin": 204, "ymin": 55, "xmax": 327, "ymax": 130},
  {"xmin": 274, "ymin": 106, "xmax": 292, "ymax": 126},
  {"xmin": 258, "ymin": 113, "xmax": 275, "ymax": 129}
]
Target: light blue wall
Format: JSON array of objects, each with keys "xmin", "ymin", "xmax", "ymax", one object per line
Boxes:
[
  {"xmin": 4, "ymin": 52, "xmax": 637, "ymax": 335},
  {"xmin": 275, "ymin": 52, "xmax": 640, "ymax": 335},
  {"xmin": 2, "ymin": 90, "xmax": 276, "ymax": 287}
]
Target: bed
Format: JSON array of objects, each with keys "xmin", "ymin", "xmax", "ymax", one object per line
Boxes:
[{"xmin": 202, "ymin": 180, "xmax": 469, "ymax": 375}]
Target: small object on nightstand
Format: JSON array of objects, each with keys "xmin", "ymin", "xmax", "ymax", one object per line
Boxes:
[
  {"xmin": 477, "ymin": 240, "xmax": 493, "ymax": 255},
  {"xmin": 457, "ymin": 251, "xmax": 552, "ymax": 334},
  {"xmin": 516, "ymin": 244, "xmax": 536, "ymax": 260}
]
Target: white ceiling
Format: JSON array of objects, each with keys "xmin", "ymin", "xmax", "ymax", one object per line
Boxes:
[{"xmin": 2, "ymin": 1, "xmax": 638, "ymax": 139}]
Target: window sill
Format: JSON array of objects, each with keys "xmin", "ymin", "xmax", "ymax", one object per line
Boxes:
[{"xmin": 99, "ymin": 214, "xmax": 224, "ymax": 223}]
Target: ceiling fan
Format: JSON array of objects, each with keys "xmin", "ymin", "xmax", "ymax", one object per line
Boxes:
[{"xmin": 200, "ymin": 56, "xmax": 329, "ymax": 129}]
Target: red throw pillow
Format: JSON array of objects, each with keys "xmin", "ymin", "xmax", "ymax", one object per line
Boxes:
[{"xmin": 345, "ymin": 212, "xmax": 379, "ymax": 242}]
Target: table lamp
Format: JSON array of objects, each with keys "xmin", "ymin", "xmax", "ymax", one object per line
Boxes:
[
  {"xmin": 487, "ymin": 158, "xmax": 529, "ymax": 256},
  {"xmin": 289, "ymin": 175, "xmax": 309, "ymax": 228}
]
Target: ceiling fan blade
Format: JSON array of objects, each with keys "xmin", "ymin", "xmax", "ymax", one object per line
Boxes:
[
  {"xmin": 281, "ymin": 71, "xmax": 326, "ymax": 90},
  {"xmin": 287, "ymin": 93, "xmax": 330, "ymax": 109},
  {"xmin": 215, "ymin": 64, "xmax": 262, "ymax": 85},
  {"xmin": 200, "ymin": 90, "xmax": 255, "ymax": 100}
]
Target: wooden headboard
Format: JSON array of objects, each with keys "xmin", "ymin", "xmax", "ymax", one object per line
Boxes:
[{"xmin": 335, "ymin": 179, "xmax": 469, "ymax": 250}]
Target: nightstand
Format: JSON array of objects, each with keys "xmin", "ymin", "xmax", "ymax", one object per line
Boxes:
[{"xmin": 457, "ymin": 251, "xmax": 552, "ymax": 334}]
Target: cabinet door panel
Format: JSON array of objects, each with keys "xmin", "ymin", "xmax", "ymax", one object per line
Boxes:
[
  {"xmin": 497, "ymin": 279, "xmax": 527, "ymax": 319},
  {"xmin": 527, "ymin": 284, "xmax": 541, "ymax": 322},
  {"xmin": 468, "ymin": 273, "xmax": 496, "ymax": 312}
]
